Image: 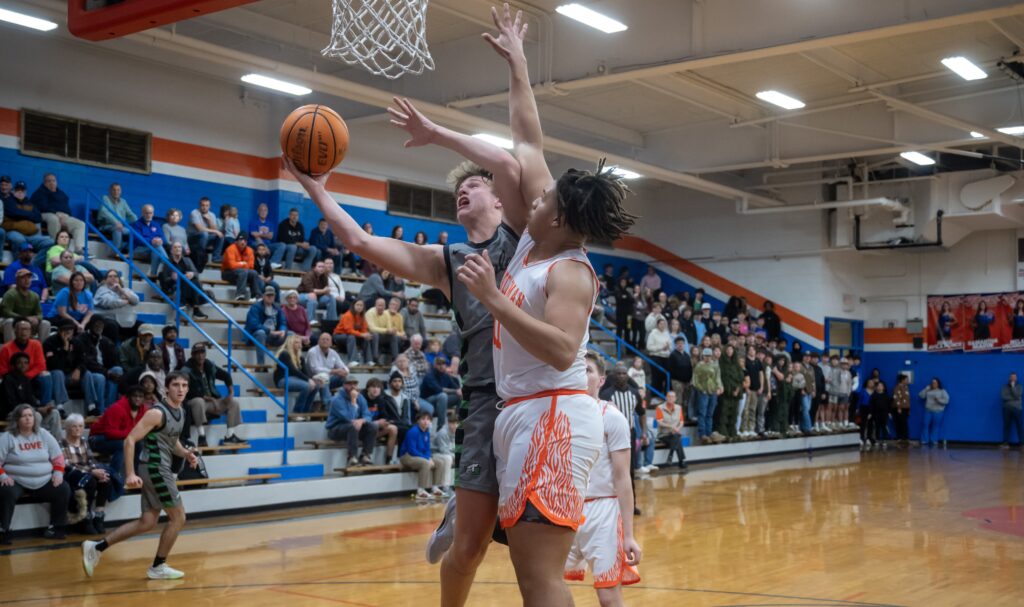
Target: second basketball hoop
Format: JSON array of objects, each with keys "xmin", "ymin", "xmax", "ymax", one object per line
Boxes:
[{"xmin": 322, "ymin": 0, "xmax": 435, "ymax": 80}]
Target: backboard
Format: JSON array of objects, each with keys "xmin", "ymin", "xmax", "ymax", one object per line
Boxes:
[{"xmin": 67, "ymin": 0, "xmax": 257, "ymax": 41}]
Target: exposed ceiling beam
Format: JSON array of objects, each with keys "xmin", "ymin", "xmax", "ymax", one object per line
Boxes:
[
  {"xmin": 530, "ymin": 103, "xmax": 645, "ymax": 147},
  {"xmin": 197, "ymin": 7, "xmax": 330, "ymax": 54},
  {"xmin": 987, "ymin": 17, "xmax": 1024, "ymax": 50},
  {"xmin": 871, "ymin": 91, "xmax": 1024, "ymax": 149},
  {"xmin": 632, "ymin": 80, "xmax": 747, "ymax": 124}
]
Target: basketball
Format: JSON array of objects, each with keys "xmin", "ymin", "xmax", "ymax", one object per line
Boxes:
[{"xmin": 279, "ymin": 104, "xmax": 349, "ymax": 176}]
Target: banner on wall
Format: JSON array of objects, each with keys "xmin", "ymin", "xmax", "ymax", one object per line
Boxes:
[{"xmin": 928, "ymin": 293, "xmax": 1024, "ymax": 352}]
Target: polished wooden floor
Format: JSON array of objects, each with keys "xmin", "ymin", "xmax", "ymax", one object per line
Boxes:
[{"xmin": 3, "ymin": 448, "xmax": 1023, "ymax": 606}]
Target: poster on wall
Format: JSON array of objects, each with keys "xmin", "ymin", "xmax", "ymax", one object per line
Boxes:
[
  {"xmin": 926, "ymin": 295, "xmax": 964, "ymax": 352},
  {"xmin": 1002, "ymin": 293, "xmax": 1024, "ymax": 352},
  {"xmin": 963, "ymin": 293, "xmax": 1006, "ymax": 352}
]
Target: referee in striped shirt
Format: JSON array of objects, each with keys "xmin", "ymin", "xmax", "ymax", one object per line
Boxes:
[{"xmin": 600, "ymin": 361, "xmax": 645, "ymax": 516}]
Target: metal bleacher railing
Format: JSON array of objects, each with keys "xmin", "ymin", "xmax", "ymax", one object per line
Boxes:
[
  {"xmin": 84, "ymin": 191, "xmax": 294, "ymax": 464},
  {"xmin": 589, "ymin": 317, "xmax": 670, "ymax": 401}
]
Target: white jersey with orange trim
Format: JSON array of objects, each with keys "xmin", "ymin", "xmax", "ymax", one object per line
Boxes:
[
  {"xmin": 587, "ymin": 401, "xmax": 631, "ymax": 498},
  {"xmin": 493, "ymin": 230, "xmax": 597, "ymax": 401}
]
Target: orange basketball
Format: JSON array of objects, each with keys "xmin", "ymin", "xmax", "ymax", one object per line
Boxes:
[{"xmin": 280, "ymin": 104, "xmax": 349, "ymax": 176}]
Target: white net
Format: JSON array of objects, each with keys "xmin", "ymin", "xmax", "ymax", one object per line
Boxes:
[{"xmin": 322, "ymin": 0, "xmax": 435, "ymax": 80}]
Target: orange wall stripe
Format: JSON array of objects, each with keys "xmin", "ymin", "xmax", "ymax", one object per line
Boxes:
[
  {"xmin": 0, "ymin": 108, "xmax": 19, "ymax": 137},
  {"xmin": 152, "ymin": 137, "xmax": 273, "ymax": 179}
]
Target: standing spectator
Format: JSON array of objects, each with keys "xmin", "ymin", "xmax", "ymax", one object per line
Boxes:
[
  {"xmin": 273, "ymin": 334, "xmax": 319, "ymax": 414},
  {"xmin": 306, "ymin": 331, "xmax": 350, "ymax": 396},
  {"xmin": 692, "ymin": 348, "xmax": 723, "ymax": 444},
  {"xmin": 74, "ymin": 317, "xmax": 122, "ymax": 416},
  {"xmin": 401, "ymin": 298, "xmax": 427, "ymax": 343},
  {"xmin": 865, "ymin": 380, "xmax": 891, "ymax": 450},
  {"xmin": 60, "ymin": 414, "xmax": 113, "ymax": 534},
  {"xmin": 668, "ymin": 337, "xmax": 693, "ymax": 416},
  {"xmin": 761, "ymin": 300, "xmax": 782, "ymax": 341},
  {"xmin": 158, "ymin": 242, "xmax": 206, "ymax": 319},
  {"xmin": 400, "ymin": 411, "xmax": 447, "ymax": 499},
  {"xmin": 159, "ymin": 326, "xmax": 187, "ymax": 373},
  {"xmin": 0, "ymin": 318, "xmax": 55, "ymax": 415},
  {"xmin": 0, "ymin": 404, "xmax": 70, "ymax": 544},
  {"xmin": 309, "ymin": 218, "xmax": 342, "ymax": 268},
  {"xmin": 221, "ymin": 234, "xmax": 260, "ymax": 301},
  {"xmin": 43, "ymin": 319, "xmax": 82, "ymax": 416},
  {"xmin": 741, "ymin": 345, "xmax": 764, "ymax": 437},
  {"xmin": 679, "ymin": 307, "xmax": 697, "ymax": 347},
  {"xmin": 420, "ymin": 355, "xmax": 460, "ymax": 429},
  {"xmin": 248, "ymin": 202, "xmax": 284, "ymax": 266},
  {"xmin": 2, "ymin": 244, "xmax": 48, "ymax": 301},
  {"xmin": 358, "ymin": 268, "xmax": 404, "ymax": 307},
  {"xmin": 161, "ymin": 208, "xmax": 190, "ymax": 259},
  {"xmin": 253, "ymin": 242, "xmax": 281, "ymax": 301},
  {"xmin": 275, "ymin": 208, "xmax": 318, "ymax": 271},
  {"xmin": 614, "ymin": 278, "xmax": 635, "ymax": 344},
  {"xmin": 715, "ymin": 344, "xmax": 744, "ymax": 441},
  {"xmin": 326, "ymin": 377, "xmax": 375, "ymax": 466},
  {"xmin": 323, "ymin": 258, "xmax": 348, "ymax": 323},
  {"xmin": 627, "ymin": 356, "xmax": 646, "ymax": 391},
  {"xmin": 130, "ymin": 204, "xmax": 164, "ymax": 276},
  {"xmin": 32, "ymin": 173, "xmax": 85, "ymax": 253},
  {"xmin": 297, "ymin": 260, "xmax": 332, "ymax": 324},
  {"xmin": 3, "ymin": 181, "xmax": 53, "ymax": 262},
  {"xmin": 97, "ymin": 183, "xmax": 136, "ymax": 252},
  {"xmin": 1000, "ymin": 372, "xmax": 1023, "ymax": 450},
  {"xmin": 918, "ymin": 379, "xmax": 949, "ymax": 448},
  {"xmin": 218, "ymin": 205, "xmax": 240, "ymax": 250},
  {"xmin": 645, "ymin": 318, "xmax": 671, "ymax": 395},
  {"xmin": 333, "ymin": 298, "xmax": 374, "ymax": 365},
  {"xmin": 87, "ymin": 385, "xmax": 149, "ymax": 476},
  {"xmin": 639, "ymin": 266, "xmax": 661, "ymax": 296},
  {"xmin": 186, "ymin": 197, "xmax": 222, "ymax": 272},
  {"xmin": 184, "ymin": 344, "xmax": 243, "ymax": 447},
  {"xmin": 656, "ymin": 391, "xmax": 687, "ymax": 469},
  {"xmin": 1, "ymin": 268, "xmax": 49, "ymax": 341},
  {"xmin": 94, "ymin": 270, "xmax": 140, "ymax": 331},
  {"xmin": 282, "ymin": 290, "xmax": 313, "ymax": 347},
  {"xmin": 891, "ymin": 373, "xmax": 911, "ymax": 445},
  {"xmin": 366, "ymin": 297, "xmax": 399, "ymax": 364},
  {"xmin": 798, "ymin": 359, "xmax": 816, "ymax": 434}
]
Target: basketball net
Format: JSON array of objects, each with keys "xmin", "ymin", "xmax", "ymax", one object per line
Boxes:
[{"xmin": 322, "ymin": 0, "xmax": 435, "ymax": 80}]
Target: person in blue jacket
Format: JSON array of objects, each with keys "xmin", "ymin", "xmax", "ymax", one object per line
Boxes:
[
  {"xmin": 244, "ymin": 287, "xmax": 287, "ymax": 365},
  {"xmin": 4, "ymin": 181, "xmax": 53, "ymax": 265},
  {"xmin": 326, "ymin": 377, "xmax": 376, "ymax": 466},
  {"xmin": 399, "ymin": 411, "xmax": 447, "ymax": 499},
  {"xmin": 31, "ymin": 173, "xmax": 86, "ymax": 254},
  {"xmin": 309, "ymin": 218, "xmax": 343, "ymax": 270}
]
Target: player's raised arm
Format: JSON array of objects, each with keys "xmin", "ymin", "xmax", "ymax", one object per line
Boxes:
[
  {"xmin": 388, "ymin": 97, "xmax": 528, "ymax": 234},
  {"xmin": 282, "ymin": 157, "xmax": 449, "ymax": 296},
  {"xmin": 484, "ymin": 3, "xmax": 551, "ymax": 205}
]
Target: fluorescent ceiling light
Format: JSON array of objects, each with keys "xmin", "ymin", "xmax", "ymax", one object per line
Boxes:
[
  {"xmin": 472, "ymin": 133, "xmax": 513, "ymax": 149},
  {"xmin": 755, "ymin": 90, "xmax": 805, "ymax": 110},
  {"xmin": 0, "ymin": 8, "xmax": 58, "ymax": 31},
  {"xmin": 900, "ymin": 151, "xmax": 936, "ymax": 166},
  {"xmin": 611, "ymin": 167, "xmax": 642, "ymax": 180},
  {"xmin": 240, "ymin": 74, "xmax": 311, "ymax": 96},
  {"xmin": 970, "ymin": 131, "xmax": 986, "ymax": 139},
  {"xmin": 941, "ymin": 56, "xmax": 987, "ymax": 81},
  {"xmin": 556, "ymin": 4, "xmax": 627, "ymax": 33},
  {"xmin": 997, "ymin": 125, "xmax": 1024, "ymax": 135}
]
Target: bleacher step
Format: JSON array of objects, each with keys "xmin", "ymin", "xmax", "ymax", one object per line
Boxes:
[{"xmin": 248, "ymin": 463, "xmax": 324, "ymax": 482}]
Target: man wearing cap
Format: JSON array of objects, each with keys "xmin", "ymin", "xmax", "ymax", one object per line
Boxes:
[
  {"xmin": 74, "ymin": 316, "xmax": 123, "ymax": 416},
  {"xmin": 696, "ymin": 302, "xmax": 712, "ymax": 344},
  {"xmin": 184, "ymin": 343, "xmax": 243, "ymax": 447},
  {"xmin": 118, "ymin": 325, "xmax": 158, "ymax": 372},
  {"xmin": 222, "ymin": 233, "xmax": 260, "ymax": 301},
  {"xmin": 31, "ymin": 173, "xmax": 86, "ymax": 254},
  {"xmin": 692, "ymin": 347, "xmax": 724, "ymax": 444},
  {"xmin": 326, "ymin": 377, "xmax": 377, "ymax": 467},
  {"xmin": 244, "ymin": 287, "xmax": 287, "ymax": 366},
  {"xmin": 0, "ymin": 268, "xmax": 49, "ymax": 341},
  {"xmin": 3, "ymin": 180, "xmax": 53, "ymax": 263}
]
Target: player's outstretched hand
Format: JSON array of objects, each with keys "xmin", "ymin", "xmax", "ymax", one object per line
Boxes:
[
  {"xmin": 482, "ymin": 3, "xmax": 527, "ymax": 64},
  {"xmin": 624, "ymin": 537, "xmax": 643, "ymax": 566},
  {"xmin": 388, "ymin": 97, "xmax": 437, "ymax": 148},
  {"xmin": 281, "ymin": 154, "xmax": 329, "ymax": 190},
  {"xmin": 125, "ymin": 474, "xmax": 142, "ymax": 490},
  {"xmin": 456, "ymin": 250, "xmax": 499, "ymax": 303}
]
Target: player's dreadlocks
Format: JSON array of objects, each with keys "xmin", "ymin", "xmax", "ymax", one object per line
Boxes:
[
  {"xmin": 446, "ymin": 161, "xmax": 494, "ymax": 197},
  {"xmin": 556, "ymin": 159, "xmax": 637, "ymax": 243}
]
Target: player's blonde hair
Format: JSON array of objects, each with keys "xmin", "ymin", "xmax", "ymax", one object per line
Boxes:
[{"xmin": 446, "ymin": 161, "xmax": 493, "ymax": 196}]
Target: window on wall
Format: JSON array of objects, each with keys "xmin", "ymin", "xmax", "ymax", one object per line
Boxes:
[
  {"xmin": 387, "ymin": 181, "xmax": 457, "ymax": 223},
  {"xmin": 825, "ymin": 317, "xmax": 864, "ymax": 356},
  {"xmin": 20, "ymin": 109, "xmax": 151, "ymax": 173}
]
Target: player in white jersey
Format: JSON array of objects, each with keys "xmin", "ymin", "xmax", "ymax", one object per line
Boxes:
[
  {"xmin": 455, "ymin": 6, "xmax": 637, "ymax": 605},
  {"xmin": 564, "ymin": 352, "xmax": 641, "ymax": 605}
]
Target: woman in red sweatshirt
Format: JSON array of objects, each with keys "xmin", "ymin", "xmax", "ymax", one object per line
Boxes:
[{"xmin": 87, "ymin": 385, "xmax": 148, "ymax": 478}]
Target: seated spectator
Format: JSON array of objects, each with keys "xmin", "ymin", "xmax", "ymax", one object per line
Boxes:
[
  {"xmin": 275, "ymin": 208, "xmax": 318, "ymax": 271},
  {"xmin": 367, "ymin": 297, "xmax": 401, "ymax": 364},
  {"xmin": 120, "ymin": 345, "xmax": 165, "ymax": 393},
  {"xmin": 413, "ymin": 231, "xmax": 428, "ymax": 245},
  {"xmin": 248, "ymin": 202, "xmax": 284, "ymax": 267},
  {"xmin": 627, "ymin": 356, "xmax": 647, "ymax": 390},
  {"xmin": 43, "ymin": 319, "xmax": 82, "ymax": 416},
  {"xmin": 218, "ymin": 204, "xmax": 240, "ymax": 250},
  {"xmin": 1, "ymin": 349, "xmax": 59, "ymax": 438},
  {"xmin": 399, "ymin": 411, "xmax": 446, "ymax": 499},
  {"xmin": 221, "ymin": 233, "xmax": 260, "ymax": 301},
  {"xmin": 74, "ymin": 316, "xmax": 122, "ymax": 416},
  {"xmin": 130, "ymin": 204, "xmax": 164, "ymax": 275},
  {"xmin": 253, "ymin": 242, "xmax": 281, "ymax": 301},
  {"xmin": 298, "ymin": 260, "xmax": 332, "ymax": 324},
  {"xmin": 97, "ymin": 183, "xmax": 136, "ymax": 252},
  {"xmin": 391, "ymin": 225, "xmax": 404, "ymax": 240},
  {"xmin": 0, "ymin": 404, "xmax": 70, "ymax": 544},
  {"xmin": 420, "ymin": 356, "xmax": 460, "ymax": 429},
  {"xmin": 306, "ymin": 332, "xmax": 349, "ymax": 398},
  {"xmin": 326, "ymin": 377, "xmax": 375, "ymax": 466},
  {"xmin": 31, "ymin": 173, "xmax": 84, "ymax": 253},
  {"xmin": 403, "ymin": 334, "xmax": 429, "ymax": 379},
  {"xmin": 1, "ymin": 268, "xmax": 49, "ymax": 341},
  {"xmin": 60, "ymin": 413, "xmax": 113, "ymax": 534},
  {"xmin": 94, "ymin": 270, "xmax": 140, "ymax": 331},
  {"xmin": 363, "ymin": 377, "xmax": 400, "ymax": 465},
  {"xmin": 423, "ymin": 337, "xmax": 446, "ymax": 367},
  {"xmin": 436, "ymin": 231, "xmax": 447, "ymax": 245},
  {"xmin": 186, "ymin": 196, "xmax": 222, "ymax": 272},
  {"xmin": 118, "ymin": 325, "xmax": 157, "ymax": 372},
  {"xmin": 0, "ymin": 176, "xmax": 10, "ymax": 252},
  {"xmin": 2, "ymin": 243, "xmax": 48, "ymax": 301},
  {"xmin": 385, "ymin": 369, "xmax": 417, "ymax": 430},
  {"xmin": 639, "ymin": 265, "xmax": 661, "ymax": 296},
  {"xmin": 46, "ymin": 230, "xmax": 102, "ymax": 280},
  {"xmin": 87, "ymin": 384, "xmax": 149, "ymax": 480},
  {"xmin": 392, "ymin": 354, "xmax": 433, "ymax": 418},
  {"xmin": 656, "ymin": 391, "xmax": 688, "ymax": 469},
  {"xmin": 309, "ymin": 218, "xmax": 342, "ymax": 269},
  {"xmin": 2, "ymin": 181, "xmax": 53, "ymax": 265},
  {"xmin": 323, "ymin": 258, "xmax": 349, "ymax": 322},
  {"xmin": 0, "ymin": 318, "xmax": 56, "ymax": 420},
  {"xmin": 159, "ymin": 326, "xmax": 186, "ymax": 372},
  {"xmin": 159, "ymin": 241, "xmax": 206, "ymax": 319},
  {"xmin": 401, "ymin": 298, "xmax": 427, "ymax": 343},
  {"xmin": 138, "ymin": 373, "xmax": 161, "ymax": 406},
  {"xmin": 273, "ymin": 334, "xmax": 319, "ymax": 414},
  {"xmin": 51, "ymin": 250, "xmax": 97, "ymax": 292},
  {"xmin": 431, "ymin": 411, "xmax": 457, "ymax": 493},
  {"xmin": 245, "ymin": 287, "xmax": 287, "ymax": 365},
  {"xmin": 282, "ymin": 290, "xmax": 312, "ymax": 347},
  {"xmin": 161, "ymin": 208, "xmax": 190, "ymax": 258},
  {"xmin": 358, "ymin": 268, "xmax": 403, "ymax": 306},
  {"xmin": 185, "ymin": 344, "xmax": 243, "ymax": 447},
  {"xmin": 333, "ymin": 298, "xmax": 374, "ymax": 365}
]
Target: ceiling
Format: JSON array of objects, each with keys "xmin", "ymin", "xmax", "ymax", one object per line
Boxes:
[{"xmin": 19, "ymin": 0, "xmax": 1024, "ymax": 205}]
